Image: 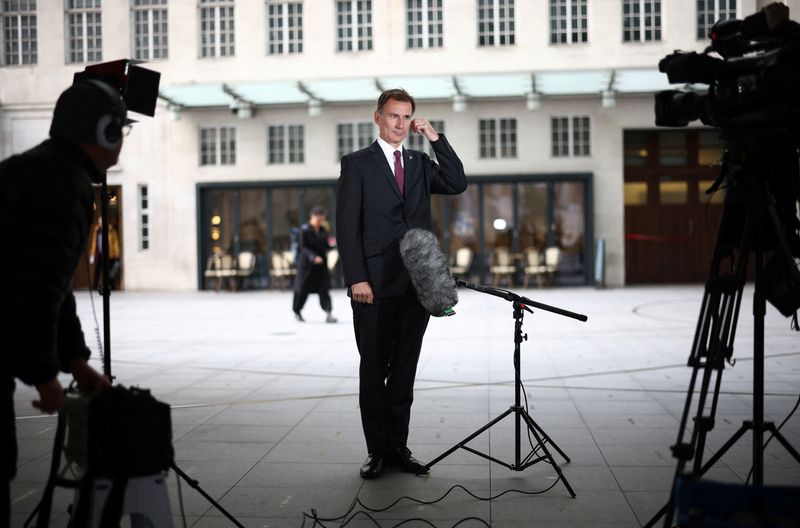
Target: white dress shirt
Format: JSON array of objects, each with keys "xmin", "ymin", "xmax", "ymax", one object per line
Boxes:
[{"xmin": 376, "ymin": 136, "xmax": 404, "ymax": 177}]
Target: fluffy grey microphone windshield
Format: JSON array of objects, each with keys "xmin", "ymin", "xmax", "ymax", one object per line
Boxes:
[{"xmin": 399, "ymin": 228, "xmax": 458, "ymax": 317}]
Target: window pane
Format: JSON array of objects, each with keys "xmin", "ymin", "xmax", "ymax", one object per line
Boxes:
[
  {"xmin": 659, "ymin": 181, "xmax": 688, "ymax": 204},
  {"xmin": 519, "ymin": 182, "xmax": 548, "ymax": 250},
  {"xmin": 554, "ymin": 181, "xmax": 585, "ymax": 277},
  {"xmin": 624, "ymin": 131, "xmax": 649, "ymax": 166},
  {"xmin": 658, "ymin": 132, "xmax": 687, "ymax": 166},
  {"xmin": 624, "ymin": 182, "xmax": 648, "ymax": 205}
]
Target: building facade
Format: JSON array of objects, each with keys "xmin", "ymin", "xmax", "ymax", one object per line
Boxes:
[{"xmin": 0, "ymin": 0, "xmax": 766, "ymax": 290}]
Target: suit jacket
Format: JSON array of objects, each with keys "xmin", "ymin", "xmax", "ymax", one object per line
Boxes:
[{"xmin": 336, "ymin": 134, "xmax": 467, "ymax": 299}]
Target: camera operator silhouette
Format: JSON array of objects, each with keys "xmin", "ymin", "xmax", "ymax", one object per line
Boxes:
[{"xmin": 0, "ymin": 79, "xmax": 129, "ymax": 524}]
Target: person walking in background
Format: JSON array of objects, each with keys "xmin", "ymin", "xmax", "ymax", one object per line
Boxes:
[
  {"xmin": 292, "ymin": 206, "xmax": 337, "ymax": 323},
  {"xmin": 336, "ymin": 88, "xmax": 467, "ymax": 479},
  {"xmin": 89, "ymin": 216, "xmax": 121, "ymax": 290}
]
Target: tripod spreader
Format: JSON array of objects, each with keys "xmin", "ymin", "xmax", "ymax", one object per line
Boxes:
[{"xmin": 454, "ymin": 278, "xmax": 589, "ymax": 323}]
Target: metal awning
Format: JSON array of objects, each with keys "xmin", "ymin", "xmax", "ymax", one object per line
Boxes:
[{"xmin": 159, "ymin": 69, "xmax": 705, "ymax": 111}]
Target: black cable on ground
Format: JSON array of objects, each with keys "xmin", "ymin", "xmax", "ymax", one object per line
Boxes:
[{"xmin": 301, "ymin": 479, "xmax": 563, "ymax": 528}]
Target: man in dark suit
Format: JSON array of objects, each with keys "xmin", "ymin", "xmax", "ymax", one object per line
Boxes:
[{"xmin": 336, "ymin": 88, "xmax": 467, "ymax": 479}]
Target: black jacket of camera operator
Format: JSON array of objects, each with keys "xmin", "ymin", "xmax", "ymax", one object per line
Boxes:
[{"xmin": 0, "ymin": 138, "xmax": 97, "ymax": 385}]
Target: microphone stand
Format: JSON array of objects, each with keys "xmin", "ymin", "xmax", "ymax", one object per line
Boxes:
[{"xmin": 424, "ymin": 279, "xmax": 587, "ymax": 497}]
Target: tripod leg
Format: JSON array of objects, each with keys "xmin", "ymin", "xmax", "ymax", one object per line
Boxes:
[
  {"xmin": 697, "ymin": 423, "xmax": 749, "ymax": 476},
  {"xmin": 525, "ymin": 415, "xmax": 570, "ymax": 463},
  {"xmin": 25, "ymin": 411, "xmax": 68, "ymax": 528},
  {"xmin": 763, "ymin": 424, "xmax": 800, "ymax": 464},
  {"xmin": 424, "ymin": 408, "xmax": 514, "ymax": 470},
  {"xmin": 519, "ymin": 411, "xmax": 576, "ymax": 498},
  {"xmin": 171, "ymin": 463, "xmax": 245, "ymax": 528}
]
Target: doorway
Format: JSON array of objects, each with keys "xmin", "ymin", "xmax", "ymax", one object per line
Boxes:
[
  {"xmin": 74, "ymin": 185, "xmax": 124, "ymax": 290},
  {"xmin": 624, "ymin": 130, "xmax": 725, "ymax": 283}
]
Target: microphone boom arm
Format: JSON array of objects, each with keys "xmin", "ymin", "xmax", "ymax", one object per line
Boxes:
[{"xmin": 454, "ymin": 278, "xmax": 588, "ymax": 322}]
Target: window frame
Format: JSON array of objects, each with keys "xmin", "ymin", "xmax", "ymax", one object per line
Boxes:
[
  {"xmin": 268, "ymin": 123, "xmax": 305, "ymax": 165},
  {"xmin": 1, "ymin": 0, "xmax": 37, "ymax": 66},
  {"xmin": 551, "ymin": 115, "xmax": 591, "ymax": 158},
  {"xmin": 477, "ymin": 0, "xmax": 515, "ymax": 47},
  {"xmin": 132, "ymin": 0, "xmax": 168, "ymax": 61},
  {"xmin": 479, "ymin": 118, "xmax": 517, "ymax": 159},
  {"xmin": 199, "ymin": 126, "xmax": 237, "ymax": 166},
  {"xmin": 199, "ymin": 0, "xmax": 235, "ymax": 58},
  {"xmin": 267, "ymin": 0, "xmax": 303, "ymax": 55},
  {"xmin": 622, "ymin": 0, "xmax": 661, "ymax": 43},
  {"xmin": 335, "ymin": 0, "xmax": 373, "ymax": 53},
  {"xmin": 138, "ymin": 183, "xmax": 150, "ymax": 251},
  {"xmin": 65, "ymin": 0, "xmax": 102, "ymax": 64},
  {"xmin": 406, "ymin": 0, "xmax": 443, "ymax": 50},
  {"xmin": 549, "ymin": 0, "xmax": 588, "ymax": 45}
]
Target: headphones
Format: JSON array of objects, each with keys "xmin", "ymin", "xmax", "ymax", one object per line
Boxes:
[
  {"xmin": 50, "ymin": 78, "xmax": 128, "ymax": 150},
  {"xmin": 84, "ymin": 79, "xmax": 126, "ymax": 150}
]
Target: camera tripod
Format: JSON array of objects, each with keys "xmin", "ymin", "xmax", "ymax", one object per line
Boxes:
[
  {"xmin": 646, "ymin": 148, "xmax": 800, "ymax": 528},
  {"xmin": 423, "ymin": 279, "xmax": 587, "ymax": 497}
]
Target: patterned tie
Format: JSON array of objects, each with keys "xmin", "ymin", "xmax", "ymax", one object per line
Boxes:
[{"xmin": 393, "ymin": 150, "xmax": 404, "ymax": 195}]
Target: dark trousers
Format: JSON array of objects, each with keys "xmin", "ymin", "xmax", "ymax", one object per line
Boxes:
[
  {"xmin": 1, "ymin": 374, "xmax": 16, "ymax": 527},
  {"xmin": 351, "ymin": 287, "xmax": 430, "ymax": 453},
  {"xmin": 293, "ymin": 288, "xmax": 332, "ymax": 314}
]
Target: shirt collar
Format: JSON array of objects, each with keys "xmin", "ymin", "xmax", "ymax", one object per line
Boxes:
[{"xmin": 376, "ymin": 136, "xmax": 403, "ymax": 162}]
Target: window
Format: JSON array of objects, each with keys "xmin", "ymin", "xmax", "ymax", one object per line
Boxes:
[
  {"xmin": 477, "ymin": 0, "xmax": 514, "ymax": 47},
  {"xmin": 200, "ymin": 126, "xmax": 236, "ymax": 166},
  {"xmin": 479, "ymin": 118, "xmax": 516, "ymax": 159},
  {"xmin": 551, "ymin": 116, "xmax": 590, "ymax": 157},
  {"xmin": 267, "ymin": 0, "xmax": 303, "ymax": 54},
  {"xmin": 337, "ymin": 122, "xmax": 373, "ymax": 159},
  {"xmin": 138, "ymin": 184, "xmax": 150, "ymax": 250},
  {"xmin": 406, "ymin": 120, "xmax": 444, "ymax": 158},
  {"xmin": 336, "ymin": 0, "xmax": 372, "ymax": 52},
  {"xmin": 132, "ymin": 0, "xmax": 168, "ymax": 60},
  {"xmin": 622, "ymin": 0, "xmax": 661, "ymax": 42},
  {"xmin": 2, "ymin": 0, "xmax": 36, "ymax": 65},
  {"xmin": 268, "ymin": 124, "xmax": 305, "ymax": 164},
  {"xmin": 697, "ymin": 0, "xmax": 736, "ymax": 39},
  {"xmin": 406, "ymin": 0, "xmax": 442, "ymax": 49},
  {"xmin": 66, "ymin": 0, "xmax": 102, "ymax": 64},
  {"xmin": 549, "ymin": 0, "xmax": 587, "ymax": 44},
  {"xmin": 199, "ymin": 0, "xmax": 234, "ymax": 58}
]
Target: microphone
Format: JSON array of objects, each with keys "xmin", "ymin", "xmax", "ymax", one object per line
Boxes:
[{"xmin": 399, "ymin": 228, "xmax": 458, "ymax": 317}]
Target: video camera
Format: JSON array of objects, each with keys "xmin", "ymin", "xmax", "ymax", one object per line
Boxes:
[{"xmin": 654, "ymin": 6, "xmax": 800, "ymax": 131}]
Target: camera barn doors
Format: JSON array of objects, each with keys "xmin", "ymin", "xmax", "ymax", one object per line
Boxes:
[{"xmin": 624, "ymin": 130, "xmax": 725, "ymax": 284}]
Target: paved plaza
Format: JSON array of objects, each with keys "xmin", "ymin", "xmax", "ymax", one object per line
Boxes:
[{"xmin": 10, "ymin": 285, "xmax": 800, "ymax": 527}]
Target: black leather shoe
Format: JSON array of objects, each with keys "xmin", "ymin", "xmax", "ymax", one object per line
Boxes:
[
  {"xmin": 392, "ymin": 447, "xmax": 429, "ymax": 475},
  {"xmin": 294, "ymin": 312, "xmax": 305, "ymax": 322},
  {"xmin": 360, "ymin": 452, "xmax": 385, "ymax": 479}
]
